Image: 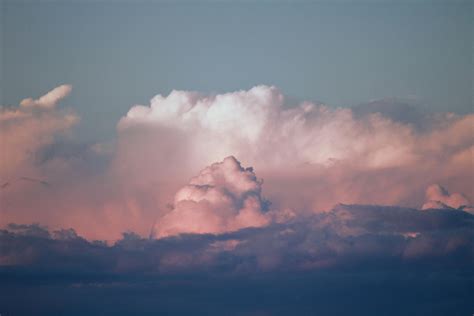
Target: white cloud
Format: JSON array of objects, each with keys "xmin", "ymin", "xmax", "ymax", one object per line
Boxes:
[{"xmin": 119, "ymin": 86, "xmax": 418, "ymax": 171}]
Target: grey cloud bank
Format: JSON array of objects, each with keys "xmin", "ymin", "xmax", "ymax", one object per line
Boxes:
[{"xmin": 1, "ymin": 204, "xmax": 473, "ymax": 315}]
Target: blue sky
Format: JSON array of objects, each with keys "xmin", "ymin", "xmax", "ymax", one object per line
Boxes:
[{"xmin": 2, "ymin": 1, "xmax": 472, "ymax": 141}]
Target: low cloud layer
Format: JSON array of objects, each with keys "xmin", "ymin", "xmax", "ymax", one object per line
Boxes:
[
  {"xmin": 2, "ymin": 205, "xmax": 473, "ymax": 316},
  {"xmin": 1, "ymin": 205, "xmax": 473, "ymax": 273}
]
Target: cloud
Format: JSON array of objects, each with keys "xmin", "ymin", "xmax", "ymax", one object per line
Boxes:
[
  {"xmin": 112, "ymin": 86, "xmax": 474, "ymax": 218},
  {"xmin": 0, "ymin": 85, "xmax": 113, "ymax": 240},
  {"xmin": 2, "ymin": 203, "xmax": 473, "ymax": 315},
  {"xmin": 154, "ymin": 156, "xmax": 270, "ymax": 237},
  {"xmin": 422, "ymin": 184, "xmax": 473, "ymax": 213},
  {"xmin": 19, "ymin": 85, "xmax": 72, "ymax": 109},
  {"xmin": 1, "ymin": 85, "xmax": 473, "ymax": 241},
  {"xmin": 0, "ymin": 85, "xmax": 78, "ymax": 180},
  {"xmin": 2, "ymin": 204, "xmax": 473, "ymax": 273},
  {"xmin": 118, "ymin": 86, "xmax": 418, "ymax": 171}
]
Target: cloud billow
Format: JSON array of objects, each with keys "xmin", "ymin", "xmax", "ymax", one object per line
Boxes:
[
  {"xmin": 155, "ymin": 156, "xmax": 270, "ymax": 238},
  {"xmin": 1, "ymin": 85, "xmax": 473, "ymax": 241},
  {"xmin": 117, "ymin": 85, "xmax": 473, "ymax": 215}
]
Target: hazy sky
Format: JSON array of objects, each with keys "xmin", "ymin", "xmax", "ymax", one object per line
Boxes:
[{"xmin": 1, "ymin": 0, "xmax": 472, "ymax": 141}]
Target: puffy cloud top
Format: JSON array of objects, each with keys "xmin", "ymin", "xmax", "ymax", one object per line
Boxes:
[
  {"xmin": 154, "ymin": 156, "xmax": 269, "ymax": 238},
  {"xmin": 115, "ymin": 85, "xmax": 473, "ymax": 215},
  {"xmin": 119, "ymin": 85, "xmax": 419, "ymax": 170}
]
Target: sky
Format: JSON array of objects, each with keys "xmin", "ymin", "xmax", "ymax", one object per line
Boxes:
[{"xmin": 0, "ymin": 1, "xmax": 473, "ymax": 315}]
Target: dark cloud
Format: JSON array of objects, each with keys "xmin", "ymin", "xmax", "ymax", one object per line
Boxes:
[
  {"xmin": 2, "ymin": 205, "xmax": 473, "ymax": 274},
  {"xmin": 1, "ymin": 205, "xmax": 473, "ymax": 315}
]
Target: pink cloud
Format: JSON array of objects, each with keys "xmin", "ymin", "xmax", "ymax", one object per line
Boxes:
[
  {"xmin": 19, "ymin": 85, "xmax": 73, "ymax": 109},
  {"xmin": 154, "ymin": 156, "xmax": 270, "ymax": 238},
  {"xmin": 117, "ymin": 86, "xmax": 473, "ymax": 213},
  {"xmin": 1, "ymin": 85, "xmax": 473, "ymax": 241},
  {"xmin": 422, "ymin": 184, "xmax": 473, "ymax": 213},
  {"xmin": 0, "ymin": 85, "xmax": 78, "ymax": 181}
]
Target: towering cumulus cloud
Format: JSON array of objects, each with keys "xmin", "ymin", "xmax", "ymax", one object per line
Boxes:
[
  {"xmin": 155, "ymin": 156, "xmax": 269, "ymax": 237},
  {"xmin": 118, "ymin": 86, "xmax": 416, "ymax": 170},
  {"xmin": 118, "ymin": 86, "xmax": 473, "ymax": 211}
]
